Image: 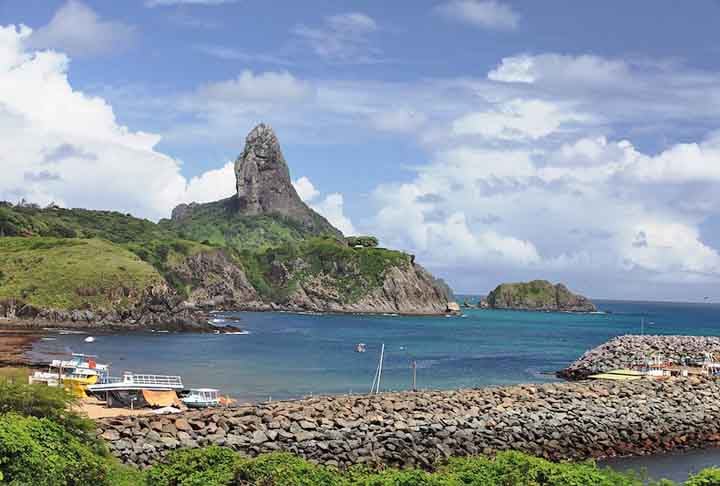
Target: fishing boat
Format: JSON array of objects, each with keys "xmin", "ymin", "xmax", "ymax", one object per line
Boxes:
[
  {"xmin": 356, "ymin": 343, "xmax": 366, "ymax": 353},
  {"xmin": 180, "ymin": 388, "xmax": 220, "ymax": 408}
]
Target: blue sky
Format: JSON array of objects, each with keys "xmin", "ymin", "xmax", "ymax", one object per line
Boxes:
[{"xmin": 2, "ymin": 0, "xmax": 720, "ymax": 301}]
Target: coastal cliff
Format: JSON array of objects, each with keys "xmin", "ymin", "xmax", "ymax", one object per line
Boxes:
[
  {"xmin": 0, "ymin": 124, "xmax": 453, "ymax": 325},
  {"xmin": 486, "ymin": 280, "xmax": 596, "ymax": 312}
]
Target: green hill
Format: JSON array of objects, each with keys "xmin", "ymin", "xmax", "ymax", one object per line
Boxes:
[{"xmin": 0, "ymin": 237, "xmax": 164, "ymax": 311}]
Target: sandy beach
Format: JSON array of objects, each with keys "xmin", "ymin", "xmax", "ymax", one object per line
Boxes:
[{"xmin": 76, "ymin": 397, "xmax": 154, "ymax": 419}]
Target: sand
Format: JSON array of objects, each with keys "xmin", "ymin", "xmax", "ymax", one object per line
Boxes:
[{"xmin": 77, "ymin": 397, "xmax": 154, "ymax": 419}]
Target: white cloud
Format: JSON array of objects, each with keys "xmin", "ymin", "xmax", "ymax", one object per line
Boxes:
[
  {"xmin": 26, "ymin": 1, "xmax": 134, "ymax": 58},
  {"xmin": 488, "ymin": 53, "xmax": 631, "ymax": 86},
  {"xmin": 293, "ymin": 176, "xmax": 355, "ymax": 235},
  {"xmin": 293, "ymin": 176, "xmax": 320, "ymax": 202},
  {"xmin": 436, "ymin": 0, "xmax": 519, "ymax": 31},
  {"xmin": 0, "ymin": 24, "xmax": 231, "ymax": 219},
  {"xmin": 452, "ymin": 99, "xmax": 588, "ymax": 141},
  {"xmin": 145, "ymin": 0, "xmax": 238, "ymax": 6},
  {"xmin": 196, "ymin": 70, "xmax": 313, "ymax": 103},
  {"xmin": 184, "ymin": 161, "xmax": 236, "ymax": 203},
  {"xmin": 371, "ymin": 131, "xmax": 720, "ymax": 294},
  {"xmin": 313, "ymin": 193, "xmax": 356, "ymax": 236},
  {"xmin": 293, "ymin": 12, "xmax": 381, "ymax": 63}
]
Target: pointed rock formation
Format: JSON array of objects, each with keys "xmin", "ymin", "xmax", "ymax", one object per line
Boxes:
[{"xmin": 234, "ymin": 124, "xmax": 341, "ymax": 237}]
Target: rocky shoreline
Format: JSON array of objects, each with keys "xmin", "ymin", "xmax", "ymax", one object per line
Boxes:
[
  {"xmin": 98, "ymin": 377, "xmax": 720, "ymax": 469},
  {"xmin": 558, "ymin": 335, "xmax": 720, "ymax": 380}
]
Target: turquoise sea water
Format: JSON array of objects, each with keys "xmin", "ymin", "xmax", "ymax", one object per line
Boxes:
[
  {"xmin": 28, "ymin": 298, "xmax": 720, "ymax": 481},
  {"xmin": 30, "ymin": 299, "xmax": 720, "ymax": 402}
]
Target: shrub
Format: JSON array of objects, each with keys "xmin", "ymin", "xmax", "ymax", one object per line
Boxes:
[
  {"xmin": 0, "ymin": 413, "xmax": 110, "ymax": 486},
  {"xmin": 686, "ymin": 468, "xmax": 720, "ymax": 486},
  {"xmin": 0, "ymin": 380, "xmax": 98, "ymax": 447},
  {"xmin": 145, "ymin": 446, "xmax": 242, "ymax": 486},
  {"xmin": 234, "ymin": 452, "xmax": 345, "ymax": 486}
]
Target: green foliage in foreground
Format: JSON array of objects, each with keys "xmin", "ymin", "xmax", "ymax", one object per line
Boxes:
[
  {"xmin": 0, "ymin": 380, "xmax": 97, "ymax": 446},
  {"xmin": 146, "ymin": 447, "xmax": 678, "ymax": 486}
]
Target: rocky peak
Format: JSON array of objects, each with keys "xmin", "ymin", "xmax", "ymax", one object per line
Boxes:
[{"xmin": 234, "ymin": 124, "xmax": 341, "ymax": 237}]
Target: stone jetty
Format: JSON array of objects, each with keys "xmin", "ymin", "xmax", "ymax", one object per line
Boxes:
[
  {"xmin": 98, "ymin": 377, "xmax": 720, "ymax": 469},
  {"xmin": 558, "ymin": 335, "xmax": 720, "ymax": 380}
]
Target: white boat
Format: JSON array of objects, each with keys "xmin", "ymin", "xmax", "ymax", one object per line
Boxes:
[
  {"xmin": 87, "ymin": 372, "xmax": 184, "ymax": 392},
  {"xmin": 181, "ymin": 388, "xmax": 220, "ymax": 408},
  {"xmin": 84, "ymin": 336, "xmax": 95, "ymax": 343}
]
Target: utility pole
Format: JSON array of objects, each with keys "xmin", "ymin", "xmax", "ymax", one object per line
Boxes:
[{"xmin": 412, "ymin": 359, "xmax": 417, "ymax": 392}]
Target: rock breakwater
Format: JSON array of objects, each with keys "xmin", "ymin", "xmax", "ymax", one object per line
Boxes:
[
  {"xmin": 558, "ymin": 335, "xmax": 720, "ymax": 380},
  {"xmin": 98, "ymin": 378, "xmax": 720, "ymax": 469}
]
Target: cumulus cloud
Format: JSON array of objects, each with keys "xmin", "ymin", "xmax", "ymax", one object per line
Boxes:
[
  {"xmin": 196, "ymin": 70, "xmax": 313, "ymax": 102},
  {"xmin": 293, "ymin": 12, "xmax": 381, "ymax": 63},
  {"xmin": 436, "ymin": 0, "xmax": 519, "ymax": 31},
  {"xmin": 0, "ymin": 25, "xmax": 230, "ymax": 219},
  {"xmin": 26, "ymin": 1, "xmax": 135, "ymax": 58},
  {"xmin": 370, "ymin": 131, "xmax": 720, "ymax": 296},
  {"xmin": 294, "ymin": 177, "xmax": 356, "ymax": 235},
  {"xmin": 488, "ymin": 53, "xmax": 632, "ymax": 86},
  {"xmin": 452, "ymin": 99, "xmax": 589, "ymax": 141}
]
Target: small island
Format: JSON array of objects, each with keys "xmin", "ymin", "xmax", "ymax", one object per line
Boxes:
[{"xmin": 485, "ymin": 280, "xmax": 597, "ymax": 312}]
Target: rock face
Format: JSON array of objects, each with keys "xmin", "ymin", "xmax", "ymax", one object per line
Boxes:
[
  {"xmin": 271, "ymin": 263, "xmax": 453, "ymax": 315},
  {"xmin": 486, "ymin": 280, "xmax": 596, "ymax": 312},
  {"xmin": 559, "ymin": 335, "xmax": 720, "ymax": 380},
  {"xmin": 98, "ymin": 378, "xmax": 720, "ymax": 469},
  {"xmin": 234, "ymin": 124, "xmax": 340, "ymax": 237}
]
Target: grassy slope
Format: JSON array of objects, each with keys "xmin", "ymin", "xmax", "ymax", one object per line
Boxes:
[
  {"xmin": 0, "ymin": 202, "xmax": 414, "ymax": 308},
  {"xmin": 0, "ymin": 237, "xmax": 164, "ymax": 310}
]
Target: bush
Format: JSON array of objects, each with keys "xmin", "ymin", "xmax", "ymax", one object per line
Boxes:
[
  {"xmin": 686, "ymin": 468, "xmax": 720, "ymax": 486},
  {"xmin": 145, "ymin": 446, "xmax": 242, "ymax": 486},
  {"xmin": 0, "ymin": 413, "xmax": 111, "ymax": 486},
  {"xmin": 234, "ymin": 452, "xmax": 345, "ymax": 486},
  {"xmin": 0, "ymin": 380, "xmax": 98, "ymax": 447}
]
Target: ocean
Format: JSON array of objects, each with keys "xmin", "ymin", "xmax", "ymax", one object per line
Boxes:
[
  {"xmin": 28, "ymin": 298, "xmax": 720, "ymax": 481},
  {"xmin": 30, "ymin": 299, "xmax": 720, "ymax": 402}
]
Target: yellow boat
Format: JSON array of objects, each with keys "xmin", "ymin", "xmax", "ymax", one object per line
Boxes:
[{"xmin": 588, "ymin": 368, "xmax": 644, "ymax": 381}]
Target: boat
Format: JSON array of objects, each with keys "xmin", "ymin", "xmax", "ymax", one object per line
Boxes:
[
  {"xmin": 180, "ymin": 388, "xmax": 220, "ymax": 408},
  {"xmin": 84, "ymin": 336, "xmax": 95, "ymax": 343},
  {"xmin": 87, "ymin": 372, "xmax": 183, "ymax": 392},
  {"xmin": 29, "ymin": 353, "xmax": 110, "ymax": 397},
  {"xmin": 356, "ymin": 343, "xmax": 366, "ymax": 353}
]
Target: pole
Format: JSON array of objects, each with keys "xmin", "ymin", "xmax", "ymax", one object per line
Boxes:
[
  {"xmin": 376, "ymin": 344, "xmax": 385, "ymax": 394},
  {"xmin": 412, "ymin": 360, "xmax": 417, "ymax": 392}
]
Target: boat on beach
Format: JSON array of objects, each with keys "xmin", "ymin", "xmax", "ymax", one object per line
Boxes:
[
  {"xmin": 181, "ymin": 388, "xmax": 220, "ymax": 408},
  {"xmin": 29, "ymin": 353, "xmax": 110, "ymax": 397}
]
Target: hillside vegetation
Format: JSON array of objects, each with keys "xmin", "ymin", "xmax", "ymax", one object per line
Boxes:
[
  {"xmin": 0, "ymin": 237, "xmax": 164, "ymax": 310},
  {"xmin": 0, "ymin": 202, "xmax": 417, "ymax": 313}
]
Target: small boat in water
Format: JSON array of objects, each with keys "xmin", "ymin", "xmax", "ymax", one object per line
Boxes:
[
  {"xmin": 181, "ymin": 388, "xmax": 220, "ymax": 408},
  {"xmin": 356, "ymin": 343, "xmax": 366, "ymax": 353},
  {"xmin": 84, "ymin": 336, "xmax": 95, "ymax": 343}
]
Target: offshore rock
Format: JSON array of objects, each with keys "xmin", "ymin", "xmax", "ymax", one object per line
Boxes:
[
  {"xmin": 486, "ymin": 280, "xmax": 596, "ymax": 312},
  {"xmin": 234, "ymin": 124, "xmax": 340, "ymax": 237}
]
